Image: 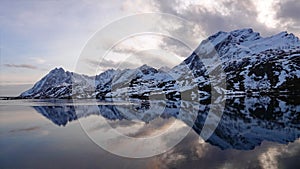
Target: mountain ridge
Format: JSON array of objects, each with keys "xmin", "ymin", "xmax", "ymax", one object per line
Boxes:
[{"xmin": 20, "ymin": 28, "xmax": 300, "ymax": 99}]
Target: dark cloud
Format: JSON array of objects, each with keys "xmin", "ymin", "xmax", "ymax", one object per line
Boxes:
[
  {"xmin": 276, "ymin": 0, "xmax": 300, "ymax": 34},
  {"xmin": 85, "ymin": 58, "xmax": 118, "ymax": 68},
  {"xmin": 159, "ymin": 23, "xmax": 203, "ymax": 57},
  {"xmin": 10, "ymin": 126, "xmax": 40, "ymax": 133},
  {"xmin": 153, "ymin": 0, "xmax": 279, "ymax": 38},
  {"xmin": 277, "ymin": 0, "xmax": 300, "ymax": 21},
  {"xmin": 116, "ymin": 0, "xmax": 299, "ymax": 69},
  {"xmin": 85, "ymin": 49, "xmax": 182, "ymax": 70},
  {"xmin": 4, "ymin": 63, "xmax": 38, "ymax": 70},
  {"xmin": 119, "ymin": 0, "xmax": 297, "ymax": 62},
  {"xmin": 85, "ymin": 58, "xmax": 140, "ymax": 71}
]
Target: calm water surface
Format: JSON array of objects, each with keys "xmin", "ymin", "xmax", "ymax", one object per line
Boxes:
[{"xmin": 0, "ymin": 96, "xmax": 299, "ymax": 169}]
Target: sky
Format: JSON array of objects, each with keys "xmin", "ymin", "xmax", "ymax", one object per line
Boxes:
[{"xmin": 0, "ymin": 0, "xmax": 299, "ymax": 85}]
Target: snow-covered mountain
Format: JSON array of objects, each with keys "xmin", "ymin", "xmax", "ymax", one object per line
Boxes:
[
  {"xmin": 206, "ymin": 28, "xmax": 300, "ymax": 93},
  {"xmin": 20, "ymin": 68, "xmax": 96, "ymax": 99},
  {"xmin": 20, "ymin": 28, "xmax": 300, "ymax": 99}
]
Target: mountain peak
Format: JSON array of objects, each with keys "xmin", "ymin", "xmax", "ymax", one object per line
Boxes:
[
  {"xmin": 272, "ymin": 31, "xmax": 299, "ymax": 41},
  {"xmin": 230, "ymin": 28, "xmax": 254, "ymax": 34},
  {"xmin": 49, "ymin": 67, "xmax": 66, "ymax": 74},
  {"xmin": 137, "ymin": 64, "xmax": 157, "ymax": 74},
  {"xmin": 207, "ymin": 28, "xmax": 261, "ymax": 43},
  {"xmin": 138, "ymin": 64, "xmax": 152, "ymax": 69}
]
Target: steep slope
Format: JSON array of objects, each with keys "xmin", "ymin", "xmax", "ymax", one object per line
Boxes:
[
  {"xmin": 174, "ymin": 28, "xmax": 300, "ymax": 94},
  {"xmin": 20, "ymin": 68, "xmax": 95, "ymax": 99}
]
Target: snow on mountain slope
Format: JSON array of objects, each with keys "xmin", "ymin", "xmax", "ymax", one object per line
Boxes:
[
  {"xmin": 108, "ymin": 64, "xmax": 179, "ymax": 99},
  {"xmin": 20, "ymin": 68, "xmax": 95, "ymax": 99},
  {"xmin": 19, "ymin": 28, "xmax": 300, "ymax": 99},
  {"xmin": 191, "ymin": 28, "xmax": 300, "ymax": 94}
]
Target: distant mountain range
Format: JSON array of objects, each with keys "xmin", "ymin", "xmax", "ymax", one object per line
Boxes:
[{"xmin": 20, "ymin": 28, "xmax": 300, "ymax": 99}]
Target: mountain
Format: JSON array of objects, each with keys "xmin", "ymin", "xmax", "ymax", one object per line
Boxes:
[
  {"xmin": 20, "ymin": 68, "xmax": 95, "ymax": 99},
  {"xmin": 206, "ymin": 28, "xmax": 300, "ymax": 93},
  {"xmin": 20, "ymin": 28, "xmax": 300, "ymax": 99}
]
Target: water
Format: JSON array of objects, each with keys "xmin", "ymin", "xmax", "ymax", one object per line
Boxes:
[{"xmin": 0, "ymin": 96, "xmax": 299, "ymax": 169}]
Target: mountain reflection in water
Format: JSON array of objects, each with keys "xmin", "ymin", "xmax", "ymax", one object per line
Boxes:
[{"xmin": 32, "ymin": 95, "xmax": 300, "ymax": 151}]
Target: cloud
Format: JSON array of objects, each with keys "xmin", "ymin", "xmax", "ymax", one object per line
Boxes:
[
  {"xmin": 153, "ymin": 0, "xmax": 280, "ymax": 36},
  {"xmin": 29, "ymin": 57, "xmax": 46, "ymax": 64},
  {"xmin": 84, "ymin": 58, "xmax": 140, "ymax": 71},
  {"xmin": 119, "ymin": 0, "xmax": 288, "ymax": 61},
  {"xmin": 276, "ymin": 0, "xmax": 300, "ymax": 33},
  {"xmin": 10, "ymin": 126, "xmax": 41, "ymax": 133},
  {"xmin": 127, "ymin": 49, "xmax": 183, "ymax": 68},
  {"xmin": 2, "ymin": 0, "xmax": 299, "ymax": 84},
  {"xmin": 121, "ymin": 0, "xmax": 300, "ymax": 56},
  {"xmin": 4, "ymin": 63, "xmax": 38, "ymax": 70},
  {"xmin": 84, "ymin": 48, "xmax": 183, "ymax": 71},
  {"xmin": 0, "ymin": 0, "xmax": 126, "ymax": 83},
  {"xmin": 112, "ymin": 34, "xmax": 164, "ymax": 53},
  {"xmin": 277, "ymin": 0, "xmax": 300, "ymax": 21}
]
